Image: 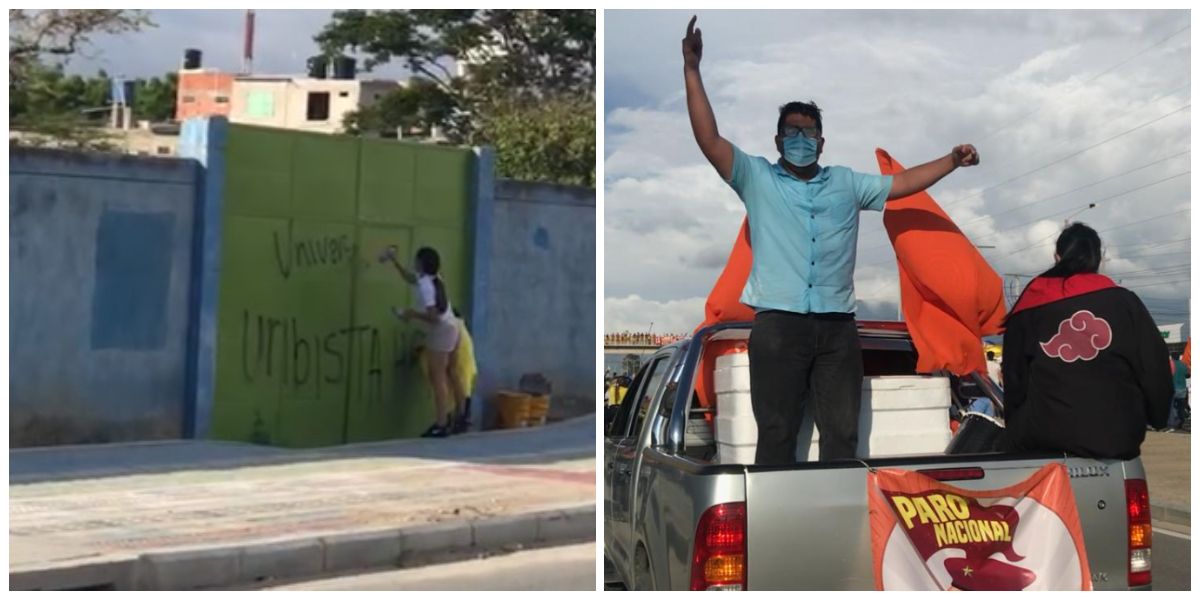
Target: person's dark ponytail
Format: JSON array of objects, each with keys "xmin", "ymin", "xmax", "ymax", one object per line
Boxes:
[
  {"xmin": 415, "ymin": 247, "xmax": 449, "ymax": 313},
  {"xmin": 1040, "ymin": 222, "xmax": 1103, "ymax": 280}
]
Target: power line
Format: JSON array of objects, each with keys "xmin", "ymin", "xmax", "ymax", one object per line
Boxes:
[
  {"xmin": 1108, "ymin": 236, "xmax": 1191, "ymax": 251},
  {"xmin": 857, "ymin": 160, "xmax": 1191, "ymax": 269},
  {"xmin": 1108, "ymin": 250, "xmax": 1191, "ymax": 261},
  {"xmin": 941, "ymin": 102, "xmax": 1190, "ymax": 213},
  {"xmin": 1004, "ymin": 206, "xmax": 1190, "ymax": 257},
  {"xmin": 958, "ymin": 150, "xmax": 1189, "ymax": 233},
  {"xmin": 1124, "ymin": 280, "xmax": 1189, "ymax": 291},
  {"xmin": 973, "ymin": 24, "xmax": 1191, "ymax": 146},
  {"xmin": 858, "ymin": 150, "xmax": 1189, "ymax": 263},
  {"xmin": 971, "ymin": 169, "xmax": 1191, "ymax": 244},
  {"xmin": 1100, "ymin": 261, "xmax": 1190, "ymax": 277}
]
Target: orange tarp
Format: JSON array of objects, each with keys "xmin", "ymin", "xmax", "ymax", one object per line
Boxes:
[{"xmin": 876, "ymin": 149, "xmax": 1006, "ymax": 375}]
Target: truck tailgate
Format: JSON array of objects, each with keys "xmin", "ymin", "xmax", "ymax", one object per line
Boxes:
[{"xmin": 742, "ymin": 455, "xmax": 1136, "ymax": 590}]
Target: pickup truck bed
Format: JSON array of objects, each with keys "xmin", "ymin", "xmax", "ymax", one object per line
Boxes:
[{"xmin": 604, "ymin": 322, "xmax": 1153, "ymax": 591}]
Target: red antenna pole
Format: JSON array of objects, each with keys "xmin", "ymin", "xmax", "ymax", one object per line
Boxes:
[{"xmin": 243, "ymin": 9, "xmax": 256, "ymax": 74}]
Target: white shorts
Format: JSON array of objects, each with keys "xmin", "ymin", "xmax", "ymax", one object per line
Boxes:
[{"xmin": 425, "ymin": 318, "xmax": 460, "ymax": 354}]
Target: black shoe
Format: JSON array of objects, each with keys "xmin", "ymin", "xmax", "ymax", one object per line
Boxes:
[
  {"xmin": 421, "ymin": 424, "xmax": 449, "ymax": 438},
  {"xmin": 451, "ymin": 398, "xmax": 472, "ymax": 434},
  {"xmin": 452, "ymin": 413, "xmax": 470, "ymax": 434}
]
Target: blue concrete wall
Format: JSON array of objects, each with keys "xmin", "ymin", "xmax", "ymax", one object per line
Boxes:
[
  {"xmin": 177, "ymin": 117, "xmax": 227, "ymax": 439},
  {"xmin": 10, "ymin": 148, "xmax": 199, "ymax": 446},
  {"xmin": 475, "ymin": 180, "xmax": 596, "ymax": 418}
]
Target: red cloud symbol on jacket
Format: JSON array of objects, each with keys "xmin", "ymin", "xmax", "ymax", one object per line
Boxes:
[{"xmin": 1040, "ymin": 310, "xmax": 1113, "ymax": 363}]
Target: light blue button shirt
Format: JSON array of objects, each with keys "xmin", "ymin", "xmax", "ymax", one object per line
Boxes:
[{"xmin": 726, "ymin": 144, "xmax": 893, "ymax": 315}]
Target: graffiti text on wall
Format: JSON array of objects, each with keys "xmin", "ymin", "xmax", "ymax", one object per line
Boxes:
[
  {"xmin": 239, "ymin": 309, "xmax": 420, "ymax": 404},
  {"xmin": 272, "ymin": 220, "xmax": 355, "ymax": 279}
]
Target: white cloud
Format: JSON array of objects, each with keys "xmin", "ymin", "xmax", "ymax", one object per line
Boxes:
[{"xmin": 605, "ymin": 294, "xmax": 706, "ymax": 335}]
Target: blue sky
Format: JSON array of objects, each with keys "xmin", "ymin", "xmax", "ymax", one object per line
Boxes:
[{"xmin": 604, "ymin": 9, "xmax": 1191, "ymax": 334}]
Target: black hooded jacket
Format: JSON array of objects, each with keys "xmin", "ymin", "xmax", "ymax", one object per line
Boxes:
[{"xmin": 1001, "ymin": 273, "xmax": 1172, "ymax": 460}]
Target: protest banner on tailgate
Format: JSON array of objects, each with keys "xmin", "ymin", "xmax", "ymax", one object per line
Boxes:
[{"xmin": 867, "ymin": 463, "xmax": 1091, "ymax": 590}]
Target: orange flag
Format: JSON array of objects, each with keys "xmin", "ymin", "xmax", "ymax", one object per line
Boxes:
[
  {"xmin": 1183, "ymin": 339, "xmax": 1191, "ymax": 369},
  {"xmin": 876, "ymin": 149, "xmax": 1006, "ymax": 375},
  {"xmin": 697, "ymin": 218, "xmax": 756, "ymax": 329},
  {"xmin": 693, "ymin": 218, "xmax": 755, "ymax": 411}
]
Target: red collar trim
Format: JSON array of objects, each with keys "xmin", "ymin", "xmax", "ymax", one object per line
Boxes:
[{"xmin": 1009, "ymin": 274, "xmax": 1119, "ymax": 315}]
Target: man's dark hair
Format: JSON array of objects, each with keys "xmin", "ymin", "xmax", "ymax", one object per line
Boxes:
[
  {"xmin": 777, "ymin": 100, "xmax": 823, "ymax": 135},
  {"xmin": 986, "ymin": 351, "xmax": 996, "ymax": 361}
]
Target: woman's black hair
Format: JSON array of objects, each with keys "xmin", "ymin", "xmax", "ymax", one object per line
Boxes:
[
  {"xmin": 1039, "ymin": 222, "xmax": 1103, "ymax": 279},
  {"xmin": 415, "ymin": 246, "xmax": 448, "ymax": 314},
  {"xmin": 1004, "ymin": 222, "xmax": 1104, "ymax": 326}
]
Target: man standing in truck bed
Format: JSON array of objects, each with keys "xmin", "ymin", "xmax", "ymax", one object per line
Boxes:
[{"xmin": 682, "ymin": 15, "xmax": 980, "ymax": 463}]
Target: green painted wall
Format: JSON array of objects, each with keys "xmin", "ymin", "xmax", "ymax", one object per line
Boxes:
[{"xmin": 211, "ymin": 125, "xmax": 474, "ymax": 447}]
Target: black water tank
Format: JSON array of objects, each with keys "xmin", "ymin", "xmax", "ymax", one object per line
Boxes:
[
  {"xmin": 183, "ymin": 48, "xmax": 202, "ymax": 70},
  {"xmin": 332, "ymin": 56, "xmax": 357, "ymax": 80},
  {"xmin": 307, "ymin": 55, "xmax": 328, "ymax": 79}
]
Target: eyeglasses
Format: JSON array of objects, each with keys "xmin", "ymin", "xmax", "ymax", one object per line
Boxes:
[{"xmin": 780, "ymin": 125, "xmax": 821, "ymax": 139}]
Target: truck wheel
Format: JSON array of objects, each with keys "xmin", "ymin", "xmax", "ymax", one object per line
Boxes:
[{"xmin": 634, "ymin": 545, "xmax": 654, "ymax": 591}]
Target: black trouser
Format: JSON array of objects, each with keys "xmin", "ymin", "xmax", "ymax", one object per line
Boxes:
[{"xmin": 748, "ymin": 310, "xmax": 863, "ymax": 464}]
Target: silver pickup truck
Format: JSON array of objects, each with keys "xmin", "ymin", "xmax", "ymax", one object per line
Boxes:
[{"xmin": 603, "ymin": 321, "xmax": 1155, "ymax": 591}]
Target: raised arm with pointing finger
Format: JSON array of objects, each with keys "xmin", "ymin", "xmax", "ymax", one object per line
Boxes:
[{"xmin": 683, "ymin": 15, "xmax": 734, "ymax": 181}]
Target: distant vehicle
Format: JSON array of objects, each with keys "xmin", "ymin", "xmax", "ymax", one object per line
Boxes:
[{"xmin": 603, "ymin": 321, "xmax": 1153, "ymax": 591}]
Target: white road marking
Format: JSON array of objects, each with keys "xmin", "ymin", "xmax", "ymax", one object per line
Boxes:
[{"xmin": 1152, "ymin": 527, "xmax": 1190, "ymax": 540}]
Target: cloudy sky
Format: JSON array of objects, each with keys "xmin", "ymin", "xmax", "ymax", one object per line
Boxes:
[
  {"xmin": 64, "ymin": 10, "xmax": 408, "ymax": 80},
  {"xmin": 605, "ymin": 9, "xmax": 1191, "ymax": 335}
]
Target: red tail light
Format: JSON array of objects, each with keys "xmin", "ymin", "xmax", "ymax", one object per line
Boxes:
[
  {"xmin": 691, "ymin": 502, "xmax": 747, "ymax": 591},
  {"xmin": 1125, "ymin": 479, "xmax": 1152, "ymax": 587}
]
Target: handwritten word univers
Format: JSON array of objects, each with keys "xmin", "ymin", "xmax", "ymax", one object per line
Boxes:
[
  {"xmin": 240, "ymin": 310, "xmax": 419, "ymax": 403},
  {"xmin": 890, "ymin": 493, "xmax": 1013, "ymax": 549},
  {"xmin": 272, "ymin": 220, "xmax": 354, "ymax": 279}
]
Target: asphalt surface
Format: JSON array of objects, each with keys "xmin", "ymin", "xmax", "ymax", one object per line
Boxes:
[
  {"xmin": 1152, "ymin": 524, "xmax": 1191, "ymax": 591},
  {"xmin": 268, "ymin": 543, "xmax": 597, "ymax": 591}
]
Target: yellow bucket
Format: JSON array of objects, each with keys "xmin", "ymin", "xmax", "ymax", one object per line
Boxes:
[
  {"xmin": 496, "ymin": 391, "xmax": 531, "ymax": 429},
  {"xmin": 526, "ymin": 394, "xmax": 551, "ymax": 427}
]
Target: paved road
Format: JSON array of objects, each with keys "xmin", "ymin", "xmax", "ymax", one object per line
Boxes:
[
  {"xmin": 1152, "ymin": 524, "xmax": 1190, "ymax": 591},
  {"xmin": 11, "ymin": 417, "xmax": 595, "ymax": 583},
  {"xmin": 270, "ymin": 543, "xmax": 597, "ymax": 591}
]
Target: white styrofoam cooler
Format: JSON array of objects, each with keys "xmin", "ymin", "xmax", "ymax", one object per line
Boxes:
[{"xmin": 712, "ymin": 352, "xmax": 952, "ymax": 463}]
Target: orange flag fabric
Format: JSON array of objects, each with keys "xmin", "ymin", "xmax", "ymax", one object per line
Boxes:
[
  {"xmin": 698, "ymin": 218, "xmax": 757, "ymax": 329},
  {"xmin": 876, "ymin": 149, "xmax": 1006, "ymax": 375},
  {"xmin": 693, "ymin": 219, "xmax": 756, "ymax": 411},
  {"xmin": 867, "ymin": 463, "xmax": 1091, "ymax": 590},
  {"xmin": 1183, "ymin": 339, "xmax": 1191, "ymax": 369}
]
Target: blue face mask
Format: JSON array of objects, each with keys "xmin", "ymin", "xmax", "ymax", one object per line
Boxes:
[{"xmin": 782, "ymin": 134, "xmax": 819, "ymax": 167}]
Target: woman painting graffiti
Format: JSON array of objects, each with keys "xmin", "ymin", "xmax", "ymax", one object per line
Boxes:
[
  {"xmin": 1002, "ymin": 223, "xmax": 1173, "ymax": 459},
  {"xmin": 380, "ymin": 245, "xmax": 464, "ymax": 438}
]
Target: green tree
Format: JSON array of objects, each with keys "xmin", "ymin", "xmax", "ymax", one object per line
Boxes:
[
  {"xmin": 9, "ymin": 9, "xmax": 152, "ymax": 150},
  {"xmin": 317, "ymin": 9, "xmax": 595, "ymax": 187},
  {"xmin": 133, "ymin": 72, "xmax": 179, "ymax": 122},
  {"xmin": 475, "ymin": 93, "xmax": 594, "ymax": 187}
]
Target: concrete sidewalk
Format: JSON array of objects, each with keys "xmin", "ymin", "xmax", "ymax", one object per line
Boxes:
[
  {"xmin": 1141, "ymin": 430, "xmax": 1190, "ymax": 528},
  {"xmin": 10, "ymin": 417, "xmax": 596, "ymax": 591}
]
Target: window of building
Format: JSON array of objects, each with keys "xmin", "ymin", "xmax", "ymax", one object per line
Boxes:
[
  {"xmin": 338, "ymin": 91, "xmax": 350, "ymax": 98},
  {"xmin": 306, "ymin": 92, "xmax": 331, "ymax": 121},
  {"xmin": 246, "ymin": 90, "xmax": 274, "ymax": 118},
  {"xmin": 156, "ymin": 146, "xmax": 171, "ymax": 155},
  {"xmin": 214, "ymin": 96, "xmax": 229, "ymax": 103},
  {"xmin": 181, "ymin": 95, "xmax": 196, "ymax": 103}
]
